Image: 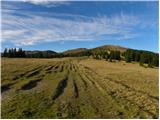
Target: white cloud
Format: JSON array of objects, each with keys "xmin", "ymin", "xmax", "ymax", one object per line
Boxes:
[
  {"xmin": 22, "ymin": 0, "xmax": 70, "ymax": 7},
  {"xmin": 2, "ymin": 9, "xmax": 145, "ymax": 46},
  {"xmin": 2, "ymin": 0, "xmax": 70, "ymax": 8}
]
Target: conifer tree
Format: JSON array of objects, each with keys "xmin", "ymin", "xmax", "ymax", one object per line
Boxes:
[{"xmin": 3, "ymin": 48, "xmax": 8, "ymax": 57}]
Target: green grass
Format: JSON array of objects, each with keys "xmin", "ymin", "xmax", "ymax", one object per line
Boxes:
[{"xmin": 1, "ymin": 58, "xmax": 159, "ymax": 119}]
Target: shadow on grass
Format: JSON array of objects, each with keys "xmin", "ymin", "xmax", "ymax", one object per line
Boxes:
[
  {"xmin": 52, "ymin": 77, "xmax": 68, "ymax": 100},
  {"xmin": 21, "ymin": 79, "xmax": 42, "ymax": 90}
]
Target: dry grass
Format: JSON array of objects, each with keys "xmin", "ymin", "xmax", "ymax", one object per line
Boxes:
[{"xmin": 1, "ymin": 58, "xmax": 159, "ymax": 119}]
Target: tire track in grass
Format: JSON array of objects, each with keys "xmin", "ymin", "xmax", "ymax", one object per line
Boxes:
[
  {"xmin": 12, "ymin": 65, "xmax": 43, "ymax": 80},
  {"xmin": 83, "ymin": 64, "xmax": 158, "ymax": 102},
  {"xmin": 26, "ymin": 70, "xmax": 41, "ymax": 78},
  {"xmin": 104, "ymin": 76, "xmax": 157, "ymax": 117},
  {"xmin": 77, "ymin": 65, "xmax": 97, "ymax": 90},
  {"xmin": 72, "ymin": 77, "xmax": 97, "ymax": 117},
  {"xmin": 75, "ymin": 68, "xmax": 108, "ymax": 118},
  {"xmin": 83, "ymin": 73, "xmax": 95, "ymax": 85},
  {"xmin": 57, "ymin": 64, "xmax": 90, "ymax": 118},
  {"xmin": 69, "ymin": 63, "xmax": 72, "ymax": 71},
  {"xmin": 1, "ymin": 83, "xmax": 14, "ymax": 93},
  {"xmin": 79, "ymin": 67, "xmax": 105, "ymax": 93},
  {"xmin": 59, "ymin": 64, "xmax": 64, "ymax": 72},
  {"xmin": 78, "ymin": 73, "xmax": 88, "ymax": 90},
  {"xmin": 16, "ymin": 64, "xmax": 54, "ymax": 91},
  {"xmin": 44, "ymin": 63, "xmax": 57, "ymax": 73},
  {"xmin": 108, "ymin": 89, "xmax": 158, "ymax": 118},
  {"xmin": 79, "ymin": 65, "xmax": 99, "ymax": 85},
  {"xmin": 77, "ymin": 66, "xmax": 108, "ymax": 117},
  {"xmin": 48, "ymin": 63, "xmax": 60, "ymax": 73},
  {"xmin": 72, "ymin": 64, "xmax": 77, "ymax": 72},
  {"xmin": 45, "ymin": 63, "xmax": 60, "ymax": 73},
  {"xmin": 53, "ymin": 66, "xmax": 81, "ymax": 118},
  {"xmin": 45, "ymin": 65, "xmax": 55, "ymax": 71},
  {"xmin": 2, "ymin": 65, "xmax": 48, "ymax": 95},
  {"xmin": 83, "ymin": 71, "xmax": 107, "ymax": 95},
  {"xmin": 71, "ymin": 63, "xmax": 74, "ymax": 72},
  {"xmin": 24, "ymin": 65, "xmax": 51, "ymax": 78},
  {"xmin": 52, "ymin": 77, "xmax": 68, "ymax": 100},
  {"xmin": 82, "ymin": 71, "xmax": 107, "ymax": 95},
  {"xmin": 21, "ymin": 78, "xmax": 42, "ymax": 90},
  {"xmin": 106, "ymin": 76, "xmax": 159, "ymax": 101},
  {"xmin": 83, "ymin": 65, "xmax": 158, "ymax": 118},
  {"xmin": 73, "ymin": 80, "xmax": 79, "ymax": 98},
  {"xmin": 57, "ymin": 63, "xmax": 65, "ymax": 73}
]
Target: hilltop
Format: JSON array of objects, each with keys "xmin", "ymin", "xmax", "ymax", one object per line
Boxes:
[
  {"xmin": 92, "ymin": 45, "xmax": 128, "ymax": 53},
  {"xmin": 63, "ymin": 48, "xmax": 88, "ymax": 54},
  {"xmin": 62, "ymin": 45, "xmax": 127, "ymax": 54}
]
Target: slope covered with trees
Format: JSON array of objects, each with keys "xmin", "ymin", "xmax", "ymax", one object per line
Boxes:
[{"xmin": 123, "ymin": 49, "xmax": 159, "ymax": 67}]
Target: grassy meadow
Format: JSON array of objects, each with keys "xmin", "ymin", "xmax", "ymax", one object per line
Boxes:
[{"xmin": 1, "ymin": 57, "xmax": 159, "ymax": 119}]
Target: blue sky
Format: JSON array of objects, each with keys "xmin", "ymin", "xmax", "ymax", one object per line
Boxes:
[{"xmin": 1, "ymin": 1, "xmax": 159, "ymax": 52}]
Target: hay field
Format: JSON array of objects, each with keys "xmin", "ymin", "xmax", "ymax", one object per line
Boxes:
[{"xmin": 1, "ymin": 58, "xmax": 159, "ymax": 118}]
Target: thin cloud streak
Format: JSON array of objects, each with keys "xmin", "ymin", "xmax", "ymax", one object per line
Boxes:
[{"xmin": 1, "ymin": 7, "xmax": 150, "ymax": 46}]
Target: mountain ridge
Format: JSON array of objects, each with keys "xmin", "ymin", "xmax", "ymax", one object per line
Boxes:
[{"xmin": 3, "ymin": 45, "xmax": 158, "ymax": 55}]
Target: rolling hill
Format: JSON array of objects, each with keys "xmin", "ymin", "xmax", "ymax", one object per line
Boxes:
[
  {"xmin": 92, "ymin": 45, "xmax": 128, "ymax": 53},
  {"xmin": 63, "ymin": 45, "xmax": 128, "ymax": 55},
  {"xmin": 63, "ymin": 48, "xmax": 88, "ymax": 54},
  {"xmin": 25, "ymin": 50, "xmax": 57, "ymax": 56}
]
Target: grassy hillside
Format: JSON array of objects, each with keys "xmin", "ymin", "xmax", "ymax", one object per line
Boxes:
[
  {"xmin": 1, "ymin": 58, "xmax": 159, "ymax": 119},
  {"xmin": 92, "ymin": 45, "xmax": 128, "ymax": 53},
  {"xmin": 63, "ymin": 48, "xmax": 87, "ymax": 54},
  {"xmin": 63, "ymin": 45, "xmax": 127, "ymax": 54}
]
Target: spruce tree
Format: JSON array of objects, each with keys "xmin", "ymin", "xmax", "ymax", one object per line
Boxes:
[
  {"xmin": 135, "ymin": 52, "xmax": 140, "ymax": 62},
  {"xmin": 3, "ymin": 48, "xmax": 8, "ymax": 57},
  {"xmin": 125, "ymin": 51, "xmax": 131, "ymax": 62},
  {"xmin": 139, "ymin": 53, "xmax": 145, "ymax": 66},
  {"xmin": 151, "ymin": 55, "xmax": 159, "ymax": 67}
]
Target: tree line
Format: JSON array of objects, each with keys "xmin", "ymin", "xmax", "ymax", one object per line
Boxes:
[
  {"xmin": 2, "ymin": 48, "xmax": 159, "ymax": 67},
  {"xmin": 91, "ymin": 49, "xmax": 158, "ymax": 67},
  {"xmin": 2, "ymin": 48, "xmax": 58, "ymax": 58},
  {"xmin": 123, "ymin": 49, "xmax": 159, "ymax": 67},
  {"xmin": 92, "ymin": 50, "xmax": 121, "ymax": 61},
  {"xmin": 3, "ymin": 48, "xmax": 25, "ymax": 58}
]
